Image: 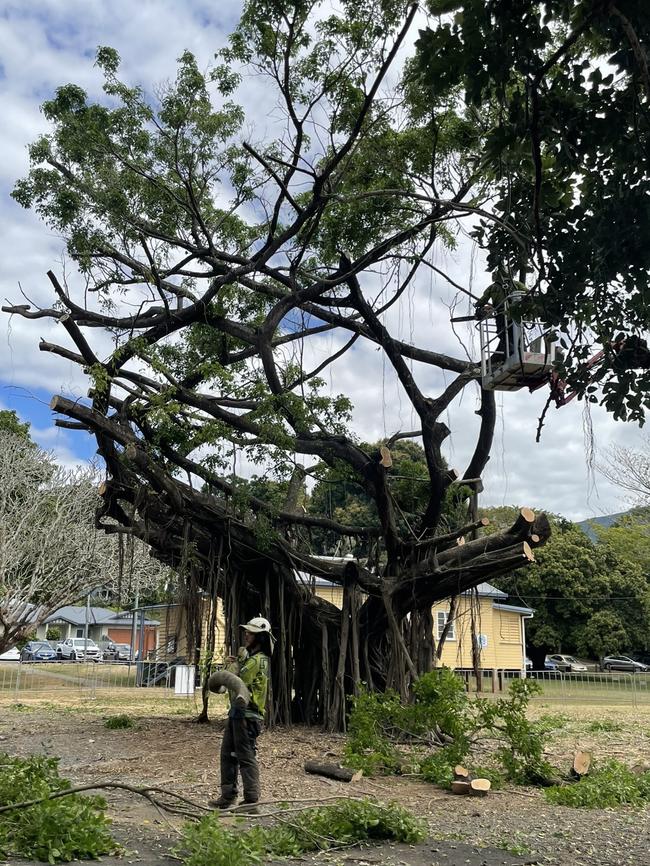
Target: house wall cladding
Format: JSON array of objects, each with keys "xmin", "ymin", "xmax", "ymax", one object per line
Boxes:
[{"xmin": 310, "ymin": 583, "xmax": 528, "ymax": 672}]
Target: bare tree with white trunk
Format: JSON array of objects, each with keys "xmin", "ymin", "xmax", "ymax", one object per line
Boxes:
[
  {"xmin": 0, "ymin": 433, "xmax": 165, "ymax": 654},
  {"xmin": 598, "ymin": 437, "xmax": 650, "ymax": 506}
]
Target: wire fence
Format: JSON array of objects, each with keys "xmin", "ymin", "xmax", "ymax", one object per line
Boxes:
[
  {"xmin": 0, "ymin": 660, "xmax": 197, "ymax": 699},
  {"xmin": 458, "ymin": 668, "xmax": 650, "ymax": 706},
  {"xmin": 2, "ymin": 661, "xmax": 650, "ymax": 706}
]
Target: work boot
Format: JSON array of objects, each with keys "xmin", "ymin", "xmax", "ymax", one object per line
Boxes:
[{"xmin": 207, "ymin": 796, "xmax": 236, "ymax": 810}]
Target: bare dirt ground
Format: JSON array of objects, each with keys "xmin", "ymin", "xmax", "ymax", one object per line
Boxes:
[{"xmin": 1, "ymin": 691, "xmax": 650, "ymax": 866}]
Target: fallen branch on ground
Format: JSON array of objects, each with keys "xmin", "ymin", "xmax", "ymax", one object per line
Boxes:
[{"xmin": 0, "ymin": 782, "xmax": 368, "ymax": 822}]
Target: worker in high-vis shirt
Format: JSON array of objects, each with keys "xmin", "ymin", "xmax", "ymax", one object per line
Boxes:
[{"xmin": 209, "ymin": 617, "xmax": 274, "ymax": 810}]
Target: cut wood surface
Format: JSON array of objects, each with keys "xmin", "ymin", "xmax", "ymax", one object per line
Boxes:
[
  {"xmin": 453, "ymin": 765, "xmax": 471, "ymax": 780},
  {"xmin": 469, "ymin": 778, "xmax": 491, "ymax": 797},
  {"xmin": 304, "ymin": 761, "xmax": 363, "ymax": 783},
  {"xmin": 572, "ymin": 750, "xmax": 592, "ymax": 777}
]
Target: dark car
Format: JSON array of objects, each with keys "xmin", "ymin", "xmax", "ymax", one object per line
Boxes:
[
  {"xmin": 20, "ymin": 641, "xmax": 57, "ymax": 662},
  {"xmin": 601, "ymin": 655, "xmax": 649, "ymax": 673},
  {"xmin": 103, "ymin": 643, "xmax": 132, "ymax": 661}
]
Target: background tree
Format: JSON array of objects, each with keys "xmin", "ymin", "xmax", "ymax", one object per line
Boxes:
[
  {"xmin": 493, "ymin": 514, "xmax": 650, "ymax": 664},
  {"xmin": 0, "ymin": 431, "xmax": 166, "ymax": 654},
  {"xmin": 4, "ymin": 0, "xmax": 649, "ymax": 726},
  {"xmin": 0, "ymin": 410, "xmax": 32, "ymax": 441}
]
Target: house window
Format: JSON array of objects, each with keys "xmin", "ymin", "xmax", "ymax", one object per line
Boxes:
[
  {"xmin": 437, "ymin": 610, "xmax": 455, "ymax": 641},
  {"xmin": 499, "ymin": 613, "xmax": 520, "ymax": 642},
  {"xmin": 166, "ymin": 636, "xmax": 177, "ymax": 654},
  {"xmin": 76, "ymin": 628, "xmax": 84, "ymax": 638}
]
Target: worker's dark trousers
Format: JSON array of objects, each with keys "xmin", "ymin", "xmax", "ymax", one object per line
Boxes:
[{"xmin": 220, "ymin": 712, "xmax": 262, "ymax": 802}]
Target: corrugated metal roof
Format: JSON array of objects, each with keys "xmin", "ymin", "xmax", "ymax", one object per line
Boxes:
[
  {"xmin": 493, "ymin": 602, "xmax": 534, "ymax": 616},
  {"xmin": 45, "ymin": 606, "xmax": 159, "ymax": 627},
  {"xmin": 294, "ymin": 571, "xmax": 508, "ymax": 598}
]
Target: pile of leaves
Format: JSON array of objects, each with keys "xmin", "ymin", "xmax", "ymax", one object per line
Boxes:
[
  {"xmin": 0, "ymin": 753, "xmax": 115, "ymax": 863},
  {"xmin": 178, "ymin": 799, "xmax": 426, "ymax": 866},
  {"xmin": 345, "ymin": 669, "xmax": 554, "ymax": 786}
]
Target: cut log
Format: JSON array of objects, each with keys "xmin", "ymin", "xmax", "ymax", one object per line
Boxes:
[
  {"xmin": 450, "ymin": 780, "xmax": 471, "ymax": 795},
  {"xmin": 304, "ymin": 761, "xmax": 363, "ymax": 783},
  {"xmin": 453, "ymin": 765, "xmax": 471, "ymax": 781},
  {"xmin": 207, "ymin": 670, "xmax": 250, "ymax": 708},
  {"xmin": 530, "ymin": 533, "xmax": 540, "ymax": 544},
  {"xmin": 572, "ymin": 750, "xmax": 592, "ymax": 778},
  {"xmin": 379, "ymin": 445, "xmax": 393, "ymax": 467},
  {"xmin": 509, "ymin": 507, "xmax": 536, "ymax": 536},
  {"xmin": 469, "ymin": 778, "xmax": 491, "ymax": 797},
  {"xmin": 522, "ymin": 541, "xmax": 535, "ymax": 561}
]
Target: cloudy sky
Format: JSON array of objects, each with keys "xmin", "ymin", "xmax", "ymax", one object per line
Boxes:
[{"xmin": 0, "ymin": 0, "xmax": 644, "ymax": 521}]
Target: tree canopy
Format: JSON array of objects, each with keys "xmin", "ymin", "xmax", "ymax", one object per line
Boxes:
[{"xmin": 416, "ymin": 0, "xmax": 650, "ymax": 422}]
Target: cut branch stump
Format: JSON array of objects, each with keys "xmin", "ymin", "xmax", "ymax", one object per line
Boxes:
[
  {"xmin": 571, "ymin": 750, "xmax": 592, "ymax": 780},
  {"xmin": 469, "ymin": 779, "xmax": 491, "ymax": 797}
]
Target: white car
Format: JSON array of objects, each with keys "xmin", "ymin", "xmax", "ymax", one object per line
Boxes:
[
  {"xmin": 57, "ymin": 638, "xmax": 102, "ymax": 662},
  {"xmin": 545, "ymin": 654, "xmax": 587, "ymax": 673},
  {"xmin": 0, "ymin": 647, "xmax": 20, "ymax": 661}
]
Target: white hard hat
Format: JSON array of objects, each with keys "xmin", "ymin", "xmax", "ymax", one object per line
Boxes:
[{"xmin": 240, "ymin": 616, "xmax": 275, "ymax": 645}]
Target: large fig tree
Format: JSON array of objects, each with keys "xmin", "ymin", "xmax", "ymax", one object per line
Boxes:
[{"xmin": 4, "ymin": 0, "xmax": 649, "ymax": 727}]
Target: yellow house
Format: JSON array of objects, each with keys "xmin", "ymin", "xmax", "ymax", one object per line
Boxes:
[
  {"xmin": 142, "ymin": 598, "xmax": 226, "ymax": 663},
  {"xmin": 432, "ymin": 582, "xmax": 532, "ymax": 672},
  {"xmin": 305, "ymin": 570, "xmax": 532, "ymax": 673}
]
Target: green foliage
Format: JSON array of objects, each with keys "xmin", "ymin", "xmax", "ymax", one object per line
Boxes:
[
  {"xmin": 415, "ymin": 1, "xmax": 650, "ymax": 422},
  {"xmin": 475, "ymin": 680, "xmax": 553, "ymax": 784},
  {"xmin": 536, "ymin": 712, "xmax": 569, "ymax": 732},
  {"xmin": 346, "ymin": 671, "xmax": 551, "ymax": 786},
  {"xmin": 345, "ymin": 689, "xmax": 405, "ymax": 775},
  {"xmin": 544, "ymin": 760, "xmax": 650, "ymax": 809},
  {"xmin": 0, "ymin": 753, "xmax": 114, "ymax": 863},
  {"xmin": 308, "ymin": 440, "xmax": 435, "ymax": 555},
  {"xmin": 492, "ymin": 514, "xmax": 650, "ymax": 659},
  {"xmin": 45, "ymin": 627, "xmax": 61, "ymax": 642},
  {"xmin": 103, "ymin": 714, "xmax": 134, "ymax": 729},
  {"xmin": 178, "ymin": 799, "xmax": 426, "ymax": 866},
  {"xmin": 586, "ymin": 720, "xmax": 623, "ymax": 734},
  {"xmin": 0, "ymin": 410, "xmax": 31, "ymax": 441}
]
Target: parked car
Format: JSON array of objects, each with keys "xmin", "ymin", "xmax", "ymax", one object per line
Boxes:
[
  {"xmin": 103, "ymin": 643, "xmax": 132, "ymax": 661},
  {"xmin": 0, "ymin": 647, "xmax": 20, "ymax": 661},
  {"xmin": 544, "ymin": 658, "xmax": 558, "ymax": 671},
  {"xmin": 601, "ymin": 655, "xmax": 649, "ymax": 673},
  {"xmin": 525, "ymin": 657, "xmax": 533, "ymax": 670},
  {"xmin": 57, "ymin": 638, "xmax": 102, "ymax": 662},
  {"xmin": 20, "ymin": 641, "xmax": 57, "ymax": 662},
  {"xmin": 545, "ymin": 654, "xmax": 587, "ymax": 673}
]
